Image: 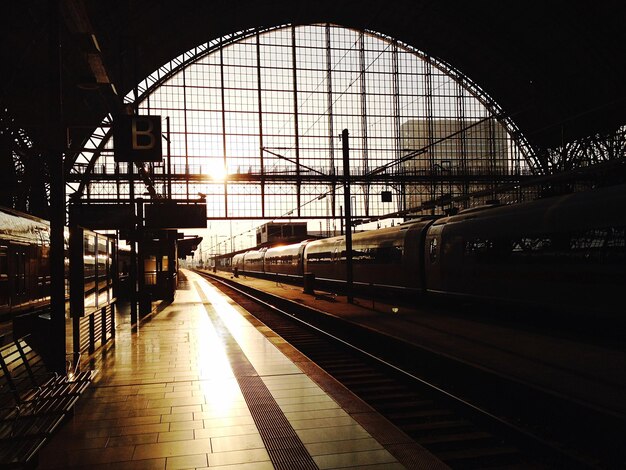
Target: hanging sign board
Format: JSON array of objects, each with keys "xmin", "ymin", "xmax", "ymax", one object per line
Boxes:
[
  {"xmin": 69, "ymin": 203, "xmax": 135, "ymax": 230},
  {"xmin": 144, "ymin": 202, "xmax": 207, "ymax": 229},
  {"xmin": 113, "ymin": 115, "xmax": 162, "ymax": 162}
]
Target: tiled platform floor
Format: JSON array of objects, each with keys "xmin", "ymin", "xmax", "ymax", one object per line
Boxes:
[{"xmin": 37, "ymin": 270, "xmax": 437, "ymax": 469}]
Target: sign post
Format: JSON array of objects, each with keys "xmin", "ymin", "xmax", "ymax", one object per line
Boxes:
[
  {"xmin": 342, "ymin": 129, "xmax": 354, "ymax": 304},
  {"xmin": 113, "ymin": 115, "xmax": 162, "ymax": 163}
]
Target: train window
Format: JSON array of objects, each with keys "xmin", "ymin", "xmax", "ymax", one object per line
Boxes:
[
  {"xmin": 144, "ymin": 256, "xmax": 157, "ymax": 285},
  {"xmin": 429, "ymin": 238, "xmax": 438, "ymax": 262},
  {"xmin": 511, "ymin": 237, "xmax": 551, "ymax": 253},
  {"xmin": 606, "ymin": 228, "xmax": 626, "ymax": 248},
  {"xmin": 0, "ymin": 246, "xmax": 7, "ymax": 277},
  {"xmin": 14, "ymin": 250, "xmax": 26, "ymax": 295},
  {"xmin": 352, "ymin": 248, "xmax": 369, "ymax": 262},
  {"xmin": 376, "ymin": 246, "xmax": 403, "ymax": 264},
  {"xmin": 507, "ymin": 226, "xmax": 626, "ymax": 264},
  {"xmin": 306, "ymin": 251, "xmax": 332, "ymax": 264},
  {"xmin": 465, "ymin": 238, "xmax": 493, "ymax": 254},
  {"xmin": 569, "ymin": 227, "xmax": 626, "ymax": 261},
  {"xmin": 0, "ymin": 246, "xmax": 7, "ymax": 306},
  {"xmin": 465, "ymin": 237, "xmax": 511, "ymax": 261}
]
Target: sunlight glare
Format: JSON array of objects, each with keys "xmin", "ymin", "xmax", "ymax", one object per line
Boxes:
[
  {"xmin": 207, "ymin": 161, "xmax": 228, "ymax": 181},
  {"xmin": 195, "ymin": 300, "xmax": 239, "ymax": 411}
]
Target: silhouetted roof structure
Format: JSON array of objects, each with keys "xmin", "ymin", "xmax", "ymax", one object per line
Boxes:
[{"xmin": 2, "ymin": 1, "xmax": 625, "ymax": 154}]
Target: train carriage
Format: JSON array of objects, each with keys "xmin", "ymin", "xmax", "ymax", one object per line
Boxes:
[
  {"xmin": 242, "ymin": 248, "xmax": 267, "ymax": 275},
  {"xmin": 0, "ymin": 207, "xmax": 52, "ymax": 318},
  {"xmin": 220, "ymin": 184, "xmax": 625, "ymax": 320},
  {"xmin": 1, "ymin": 206, "xmax": 121, "ymax": 322},
  {"xmin": 303, "ymin": 220, "xmax": 435, "ymax": 296},
  {"xmin": 264, "ymin": 241, "xmax": 309, "ymax": 278},
  {"xmin": 301, "ymin": 237, "xmax": 343, "ymax": 282},
  {"xmin": 231, "ymin": 253, "xmax": 245, "ymax": 272},
  {"xmin": 425, "ymin": 184, "xmax": 626, "ymax": 317}
]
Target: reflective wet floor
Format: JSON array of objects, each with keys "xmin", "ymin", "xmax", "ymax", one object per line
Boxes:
[{"xmin": 37, "ymin": 270, "xmax": 420, "ymax": 469}]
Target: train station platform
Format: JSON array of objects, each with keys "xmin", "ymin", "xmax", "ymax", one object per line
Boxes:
[
  {"xmin": 36, "ymin": 269, "xmax": 442, "ymax": 470},
  {"xmin": 203, "ymin": 269, "xmax": 626, "ymax": 419}
]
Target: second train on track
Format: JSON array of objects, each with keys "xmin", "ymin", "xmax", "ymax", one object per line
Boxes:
[{"xmin": 231, "ymin": 184, "xmax": 626, "ymax": 319}]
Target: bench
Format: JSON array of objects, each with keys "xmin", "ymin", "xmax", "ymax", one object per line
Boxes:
[{"xmin": 0, "ymin": 336, "xmax": 93, "ymax": 469}]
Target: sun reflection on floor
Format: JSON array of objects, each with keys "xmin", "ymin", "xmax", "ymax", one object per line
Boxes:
[{"xmin": 194, "ymin": 292, "xmax": 240, "ymax": 411}]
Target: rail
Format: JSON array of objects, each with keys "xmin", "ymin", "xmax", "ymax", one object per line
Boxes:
[{"xmin": 196, "ymin": 269, "xmax": 624, "ymax": 468}]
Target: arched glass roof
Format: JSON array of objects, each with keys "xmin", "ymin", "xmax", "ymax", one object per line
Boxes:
[{"xmin": 70, "ymin": 24, "xmax": 532, "ymax": 227}]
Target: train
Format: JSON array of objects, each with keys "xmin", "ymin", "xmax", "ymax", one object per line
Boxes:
[
  {"xmin": 3, "ymin": 183, "xmax": 624, "ymax": 322},
  {"xmin": 230, "ymin": 184, "xmax": 626, "ymax": 319},
  {"xmin": 0, "ymin": 207, "xmax": 53, "ymax": 319},
  {"xmin": 0, "ymin": 206, "xmax": 118, "ymax": 322}
]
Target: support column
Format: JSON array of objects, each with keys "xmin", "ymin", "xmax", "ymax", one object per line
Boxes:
[
  {"xmin": 359, "ymin": 33, "xmax": 369, "ymax": 217},
  {"xmin": 166, "ymin": 116, "xmax": 172, "ymax": 198},
  {"xmin": 128, "ymin": 164, "xmax": 138, "ymax": 327},
  {"xmin": 256, "ymin": 32, "xmax": 266, "ymax": 217},
  {"xmin": 48, "ymin": 0, "xmax": 66, "ymax": 374},
  {"xmin": 342, "ymin": 129, "xmax": 353, "ymax": 304},
  {"xmin": 292, "ymin": 26, "xmax": 302, "ymax": 216},
  {"xmin": 326, "ymin": 24, "xmax": 337, "ymax": 229},
  {"xmin": 220, "ymin": 41, "xmax": 229, "ymax": 218},
  {"xmin": 69, "ymin": 223, "xmax": 84, "ymax": 357},
  {"xmin": 424, "ymin": 59, "xmax": 436, "ymax": 214}
]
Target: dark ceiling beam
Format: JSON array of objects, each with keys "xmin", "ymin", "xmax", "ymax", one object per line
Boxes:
[
  {"xmin": 61, "ymin": 0, "xmax": 113, "ymax": 88},
  {"xmin": 59, "ymin": 0, "xmax": 157, "ymax": 199},
  {"xmin": 3, "ymin": 1, "xmax": 626, "ymax": 160}
]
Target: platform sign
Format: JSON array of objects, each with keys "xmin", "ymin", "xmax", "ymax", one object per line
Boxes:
[
  {"xmin": 144, "ymin": 202, "xmax": 207, "ymax": 229},
  {"xmin": 113, "ymin": 115, "xmax": 162, "ymax": 162},
  {"xmin": 69, "ymin": 203, "xmax": 135, "ymax": 230}
]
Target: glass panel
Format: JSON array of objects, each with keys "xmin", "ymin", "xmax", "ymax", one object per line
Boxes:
[
  {"xmin": 0, "ymin": 246, "xmax": 7, "ymax": 306},
  {"xmin": 71, "ymin": 24, "xmax": 531, "ymax": 223},
  {"xmin": 84, "ymin": 233, "xmax": 96, "ymax": 309},
  {"xmin": 144, "ymin": 256, "xmax": 157, "ymax": 285}
]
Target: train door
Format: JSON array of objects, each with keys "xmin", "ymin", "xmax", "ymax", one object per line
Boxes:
[
  {"xmin": 0, "ymin": 244, "xmax": 8, "ymax": 309},
  {"xmin": 297, "ymin": 243, "xmax": 307, "ymax": 276},
  {"xmin": 12, "ymin": 243, "xmax": 28, "ymax": 305},
  {"xmin": 28, "ymin": 244, "xmax": 39, "ymax": 301},
  {"xmin": 402, "ymin": 222, "xmax": 434, "ymax": 292},
  {"xmin": 424, "ymin": 225, "xmax": 444, "ymax": 292},
  {"xmin": 332, "ymin": 238, "xmax": 343, "ymax": 280}
]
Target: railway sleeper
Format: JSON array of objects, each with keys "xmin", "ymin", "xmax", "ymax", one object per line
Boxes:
[
  {"xmin": 320, "ymin": 362, "xmax": 375, "ymax": 371},
  {"xmin": 401, "ymin": 418, "xmax": 474, "ymax": 435},
  {"xmin": 418, "ymin": 431, "xmax": 498, "ymax": 450},
  {"xmin": 365, "ymin": 393, "xmax": 432, "ymax": 407},
  {"xmin": 311, "ymin": 355, "xmax": 359, "ymax": 364},
  {"xmin": 324, "ymin": 373, "xmax": 384, "ymax": 386},
  {"xmin": 282, "ymin": 332, "xmax": 319, "ymax": 342},
  {"xmin": 436, "ymin": 445, "xmax": 523, "ymax": 469},
  {"xmin": 386, "ymin": 408, "xmax": 455, "ymax": 422},
  {"xmin": 332, "ymin": 373, "xmax": 395, "ymax": 384},
  {"xmin": 373, "ymin": 398, "xmax": 435, "ymax": 411}
]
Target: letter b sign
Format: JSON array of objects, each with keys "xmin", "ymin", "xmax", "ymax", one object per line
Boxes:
[{"xmin": 114, "ymin": 115, "xmax": 162, "ymax": 162}]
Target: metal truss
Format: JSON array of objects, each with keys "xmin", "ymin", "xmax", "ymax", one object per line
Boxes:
[
  {"xmin": 66, "ymin": 24, "xmax": 570, "ymax": 221},
  {"xmin": 537, "ymin": 126, "xmax": 626, "ymax": 173},
  {"xmin": 0, "ymin": 108, "xmax": 49, "ymax": 216}
]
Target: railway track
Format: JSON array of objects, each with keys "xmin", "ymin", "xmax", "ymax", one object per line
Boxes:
[{"xmin": 195, "ymin": 270, "xmax": 624, "ymax": 469}]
